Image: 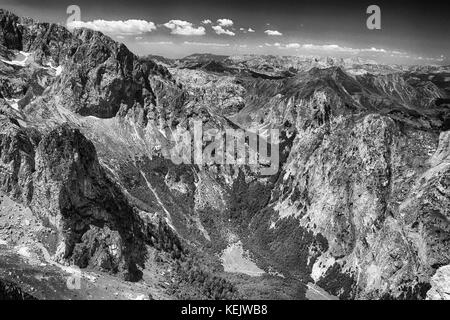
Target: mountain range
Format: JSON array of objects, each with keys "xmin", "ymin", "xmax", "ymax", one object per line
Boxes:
[{"xmin": 0, "ymin": 9, "xmax": 449, "ymax": 300}]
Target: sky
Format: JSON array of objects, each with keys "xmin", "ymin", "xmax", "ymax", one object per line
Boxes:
[{"xmin": 1, "ymin": 0, "xmax": 449, "ymax": 64}]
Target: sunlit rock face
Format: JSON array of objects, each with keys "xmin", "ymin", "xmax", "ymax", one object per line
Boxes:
[
  {"xmin": 427, "ymin": 265, "xmax": 450, "ymax": 300},
  {"xmin": 0, "ymin": 8, "xmax": 449, "ymax": 299}
]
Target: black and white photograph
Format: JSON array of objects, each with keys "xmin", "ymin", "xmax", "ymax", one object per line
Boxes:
[{"xmin": 0, "ymin": 0, "xmax": 449, "ymax": 309}]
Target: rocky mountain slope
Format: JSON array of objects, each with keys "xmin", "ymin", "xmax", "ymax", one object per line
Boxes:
[{"xmin": 0, "ymin": 9, "xmax": 449, "ymax": 300}]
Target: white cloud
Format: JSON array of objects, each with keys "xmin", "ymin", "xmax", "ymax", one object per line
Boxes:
[
  {"xmin": 143, "ymin": 41, "xmax": 174, "ymax": 45},
  {"xmin": 217, "ymin": 18, "xmax": 234, "ymax": 27},
  {"xmin": 301, "ymin": 44, "xmax": 366, "ymax": 53},
  {"xmin": 299, "ymin": 44, "xmax": 397, "ymax": 55},
  {"xmin": 212, "ymin": 25, "xmax": 235, "ymax": 36},
  {"xmin": 363, "ymin": 47, "xmax": 387, "ymax": 53},
  {"xmin": 163, "ymin": 20, "xmax": 206, "ymax": 36},
  {"xmin": 240, "ymin": 27, "xmax": 255, "ymax": 33},
  {"xmin": 184, "ymin": 41, "xmax": 230, "ymax": 47},
  {"xmin": 285, "ymin": 43, "xmax": 300, "ymax": 48},
  {"xmin": 302, "ymin": 44, "xmax": 346, "ymax": 51},
  {"xmin": 259, "ymin": 42, "xmax": 393, "ymax": 54},
  {"xmin": 202, "ymin": 19, "xmax": 212, "ymax": 24},
  {"xmin": 68, "ymin": 19, "xmax": 157, "ymax": 35},
  {"xmin": 264, "ymin": 29, "xmax": 282, "ymax": 36}
]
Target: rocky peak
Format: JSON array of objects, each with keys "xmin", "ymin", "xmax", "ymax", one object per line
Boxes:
[{"xmin": 0, "ymin": 9, "xmax": 22, "ymax": 50}]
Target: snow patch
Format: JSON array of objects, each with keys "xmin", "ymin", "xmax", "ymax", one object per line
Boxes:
[
  {"xmin": 43, "ymin": 61, "xmax": 63, "ymax": 76},
  {"xmin": 273, "ymin": 196, "xmax": 301, "ymax": 219},
  {"xmin": 311, "ymin": 255, "xmax": 335, "ymax": 282},
  {"xmin": 1, "ymin": 51, "xmax": 31, "ymax": 67},
  {"xmin": 366, "ymin": 264, "xmax": 383, "ymax": 290},
  {"xmin": 5, "ymin": 98, "xmax": 20, "ymax": 110},
  {"xmin": 140, "ymin": 170, "xmax": 175, "ymax": 230},
  {"xmin": 347, "ymin": 69, "xmax": 368, "ymax": 76},
  {"xmin": 221, "ymin": 241, "xmax": 265, "ymax": 276},
  {"xmin": 55, "ymin": 65, "xmax": 63, "ymax": 76},
  {"xmin": 17, "ymin": 246, "xmax": 32, "ymax": 258}
]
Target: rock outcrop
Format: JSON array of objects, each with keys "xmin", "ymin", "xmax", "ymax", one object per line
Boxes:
[
  {"xmin": 0, "ymin": 119, "xmax": 149, "ymax": 279},
  {"xmin": 427, "ymin": 265, "xmax": 450, "ymax": 300}
]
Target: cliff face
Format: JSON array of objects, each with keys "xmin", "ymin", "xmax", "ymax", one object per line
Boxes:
[
  {"xmin": 32, "ymin": 125, "xmax": 150, "ymax": 279},
  {"xmin": 257, "ymin": 102, "xmax": 446, "ymax": 299},
  {"xmin": 0, "ymin": 9, "xmax": 449, "ymax": 299},
  {"xmin": 0, "ymin": 118, "xmax": 148, "ymax": 280}
]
